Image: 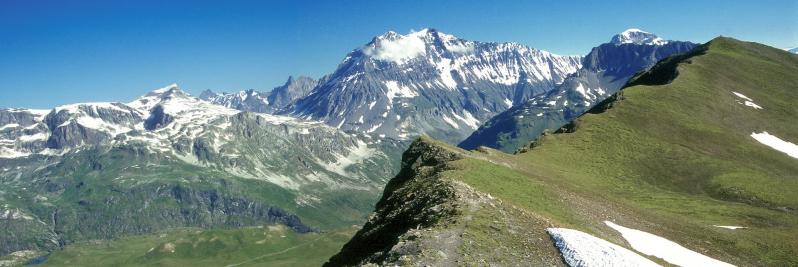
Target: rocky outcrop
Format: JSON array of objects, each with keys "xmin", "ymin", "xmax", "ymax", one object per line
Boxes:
[
  {"xmin": 325, "ymin": 137, "xmax": 463, "ymax": 266},
  {"xmin": 267, "ymin": 76, "xmax": 318, "ymax": 111},
  {"xmin": 325, "ymin": 137, "xmax": 563, "ymax": 266},
  {"xmin": 143, "ymin": 105, "xmax": 173, "ymax": 130}
]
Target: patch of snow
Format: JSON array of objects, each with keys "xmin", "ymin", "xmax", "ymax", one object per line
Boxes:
[
  {"xmin": 384, "ymin": 81, "xmax": 418, "ymax": 105},
  {"xmin": 750, "ymin": 132, "xmax": 798, "ymax": 159},
  {"xmin": 435, "ymin": 57, "xmax": 459, "ymax": 89},
  {"xmin": 441, "ymin": 114, "xmax": 459, "ymax": 129},
  {"xmin": 0, "ymin": 124, "xmax": 20, "ymax": 130},
  {"xmin": 451, "ymin": 111, "xmax": 480, "ymax": 129},
  {"xmin": 23, "ymin": 109, "xmax": 50, "ymax": 122},
  {"xmin": 611, "ymin": 28, "xmax": 668, "ymax": 46},
  {"xmin": 504, "ymin": 98, "xmax": 513, "ymax": 108},
  {"xmin": 0, "ymin": 147, "xmax": 30, "ymax": 158},
  {"xmin": 0, "ymin": 208, "xmax": 34, "ymax": 220},
  {"xmin": 731, "ymin": 92, "xmax": 753, "ymax": 101},
  {"xmin": 605, "ymin": 221, "xmax": 734, "ymax": 267},
  {"xmin": 367, "ymin": 123, "xmax": 382, "ymax": 133},
  {"xmin": 318, "ymin": 140, "xmax": 375, "ymax": 177},
  {"xmin": 75, "ymin": 116, "xmax": 131, "ymax": 136},
  {"xmin": 547, "ymin": 228, "xmax": 661, "ymax": 267},
  {"xmin": 731, "ymin": 92, "xmax": 762, "ymax": 109},
  {"xmin": 19, "ymin": 133, "xmax": 47, "ymax": 142},
  {"xmin": 368, "ymin": 101, "xmax": 377, "ymax": 110},
  {"xmin": 713, "ymin": 225, "xmax": 746, "ymax": 230},
  {"xmin": 575, "ymin": 83, "xmax": 594, "ymax": 100}
]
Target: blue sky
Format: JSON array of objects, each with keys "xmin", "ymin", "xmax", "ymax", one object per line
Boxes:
[{"xmin": 1, "ymin": 0, "xmax": 796, "ymax": 109}]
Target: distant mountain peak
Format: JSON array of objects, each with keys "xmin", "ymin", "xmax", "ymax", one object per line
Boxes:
[
  {"xmin": 364, "ymin": 29, "xmax": 434, "ymax": 64},
  {"xmin": 149, "ymin": 83, "xmax": 179, "ymax": 94},
  {"xmin": 141, "ymin": 83, "xmax": 190, "ymax": 100},
  {"xmin": 292, "ymin": 28, "xmax": 583, "ymax": 143},
  {"xmin": 360, "ymin": 28, "xmax": 478, "ymax": 64},
  {"xmin": 611, "ymin": 28, "xmax": 668, "ymax": 46}
]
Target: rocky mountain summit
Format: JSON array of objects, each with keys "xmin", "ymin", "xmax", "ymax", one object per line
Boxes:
[{"xmin": 286, "ymin": 29, "xmax": 582, "ymax": 143}]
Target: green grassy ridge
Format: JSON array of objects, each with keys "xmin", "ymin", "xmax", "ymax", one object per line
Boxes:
[
  {"xmin": 333, "ymin": 37, "xmax": 798, "ymax": 265},
  {"xmin": 510, "ymin": 37, "xmax": 798, "ymax": 264},
  {"xmin": 38, "ymin": 225, "xmax": 356, "ymax": 267}
]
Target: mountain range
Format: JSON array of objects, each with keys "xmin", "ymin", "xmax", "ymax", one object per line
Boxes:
[
  {"xmin": 460, "ymin": 29, "xmax": 697, "ymax": 152},
  {"xmin": 0, "ymin": 84, "xmax": 405, "ymax": 258},
  {"xmin": 286, "ymin": 28, "xmax": 582, "ymax": 144},
  {"xmin": 326, "ymin": 37, "xmax": 798, "ymax": 266},
  {"xmin": 2, "ymin": 28, "xmax": 796, "ymax": 266},
  {"xmin": 199, "ymin": 76, "xmax": 318, "ymax": 114}
]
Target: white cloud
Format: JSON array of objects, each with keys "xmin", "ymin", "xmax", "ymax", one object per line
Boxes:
[{"xmin": 364, "ymin": 31, "xmax": 427, "ymax": 64}]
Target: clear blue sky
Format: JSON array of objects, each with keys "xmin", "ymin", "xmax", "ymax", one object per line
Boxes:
[{"xmin": 1, "ymin": 0, "xmax": 796, "ymax": 109}]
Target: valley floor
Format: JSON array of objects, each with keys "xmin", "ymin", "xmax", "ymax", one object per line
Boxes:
[{"xmin": 11, "ymin": 226, "xmax": 356, "ymax": 267}]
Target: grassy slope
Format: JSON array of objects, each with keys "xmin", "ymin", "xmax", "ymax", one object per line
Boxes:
[
  {"xmin": 3, "ymin": 147, "xmax": 376, "ymax": 266},
  {"xmin": 39, "ymin": 226, "xmax": 356, "ymax": 267},
  {"xmin": 331, "ymin": 38, "xmax": 798, "ymax": 266},
  {"xmin": 460, "ymin": 38, "xmax": 798, "ymax": 265}
]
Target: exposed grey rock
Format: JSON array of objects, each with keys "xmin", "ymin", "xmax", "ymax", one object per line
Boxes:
[{"xmin": 285, "ymin": 29, "xmax": 582, "ymax": 144}]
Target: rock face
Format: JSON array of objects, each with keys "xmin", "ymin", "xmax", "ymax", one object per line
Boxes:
[
  {"xmin": 286, "ymin": 29, "xmax": 582, "ymax": 144},
  {"xmin": 459, "ymin": 29, "xmax": 698, "ymax": 152},
  {"xmin": 324, "ymin": 137, "xmax": 565, "ymax": 266},
  {"xmin": 200, "ymin": 76, "xmax": 318, "ymax": 113},
  {"xmin": 0, "ymin": 84, "xmax": 405, "ymax": 255},
  {"xmin": 268, "ymin": 76, "xmax": 319, "ymax": 110}
]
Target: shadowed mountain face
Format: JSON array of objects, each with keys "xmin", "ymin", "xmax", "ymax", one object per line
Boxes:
[
  {"xmin": 285, "ymin": 29, "xmax": 582, "ymax": 144},
  {"xmin": 328, "ymin": 37, "xmax": 798, "ymax": 266},
  {"xmin": 460, "ymin": 29, "xmax": 697, "ymax": 152}
]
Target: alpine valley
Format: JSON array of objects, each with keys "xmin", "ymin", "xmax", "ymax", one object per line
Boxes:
[{"xmin": 1, "ymin": 27, "xmax": 797, "ymax": 267}]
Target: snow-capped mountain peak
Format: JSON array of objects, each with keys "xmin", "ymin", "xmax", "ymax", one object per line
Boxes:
[
  {"xmin": 611, "ymin": 28, "xmax": 668, "ymax": 46},
  {"xmin": 361, "ymin": 28, "xmax": 481, "ymax": 64},
  {"xmin": 363, "ymin": 29, "xmax": 432, "ymax": 64},
  {"xmin": 147, "ymin": 83, "xmax": 181, "ymax": 96},
  {"xmin": 290, "ymin": 28, "xmax": 583, "ymax": 143},
  {"xmin": 129, "ymin": 83, "xmax": 190, "ymax": 109}
]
